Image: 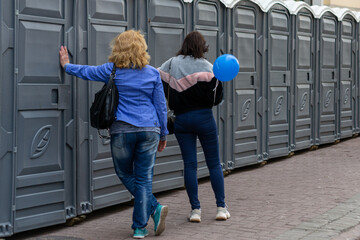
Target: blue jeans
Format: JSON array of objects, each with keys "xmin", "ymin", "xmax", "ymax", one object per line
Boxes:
[
  {"xmin": 111, "ymin": 131, "xmax": 160, "ymax": 229},
  {"xmin": 174, "ymin": 108, "xmax": 225, "ymax": 210}
]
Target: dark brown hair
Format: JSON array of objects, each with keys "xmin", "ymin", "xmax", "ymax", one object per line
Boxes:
[{"xmin": 176, "ymin": 31, "xmax": 209, "ymax": 59}]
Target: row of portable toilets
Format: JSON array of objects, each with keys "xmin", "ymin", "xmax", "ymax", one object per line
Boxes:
[{"xmin": 1, "ymin": 0, "xmax": 360, "ymax": 237}]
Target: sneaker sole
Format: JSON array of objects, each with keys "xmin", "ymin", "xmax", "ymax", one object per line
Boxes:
[
  {"xmin": 133, "ymin": 233, "xmax": 149, "ymax": 239},
  {"xmin": 189, "ymin": 218, "xmax": 201, "ymax": 223},
  {"xmin": 216, "ymin": 215, "xmax": 230, "ymax": 221},
  {"xmin": 155, "ymin": 205, "xmax": 168, "ymax": 236},
  {"xmin": 133, "ymin": 236, "xmax": 146, "ymax": 239}
]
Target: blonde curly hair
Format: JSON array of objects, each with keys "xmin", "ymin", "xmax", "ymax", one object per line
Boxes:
[{"xmin": 108, "ymin": 30, "xmax": 150, "ymax": 69}]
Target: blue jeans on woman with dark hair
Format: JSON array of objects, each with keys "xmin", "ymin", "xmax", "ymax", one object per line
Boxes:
[
  {"xmin": 174, "ymin": 108, "xmax": 226, "ymax": 210},
  {"xmin": 111, "ymin": 131, "xmax": 168, "ymax": 235}
]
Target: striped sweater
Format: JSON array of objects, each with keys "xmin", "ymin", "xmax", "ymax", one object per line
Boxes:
[{"xmin": 158, "ymin": 55, "xmax": 223, "ymax": 115}]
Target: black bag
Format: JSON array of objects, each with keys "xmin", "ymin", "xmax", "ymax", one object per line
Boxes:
[
  {"xmin": 90, "ymin": 64, "xmax": 119, "ymax": 130},
  {"xmin": 167, "ymin": 111, "xmax": 175, "ymax": 135}
]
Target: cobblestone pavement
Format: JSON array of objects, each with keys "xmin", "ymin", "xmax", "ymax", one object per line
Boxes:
[{"xmin": 6, "ymin": 137, "xmax": 360, "ymax": 240}]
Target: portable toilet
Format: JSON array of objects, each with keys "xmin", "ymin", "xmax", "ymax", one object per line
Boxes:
[
  {"xmin": 222, "ymin": 0, "xmax": 265, "ymax": 168},
  {"xmin": 284, "ymin": 0, "xmax": 316, "ymax": 151},
  {"xmin": 0, "ymin": 0, "xmax": 15, "ymax": 237},
  {"xmin": 145, "ymin": 0, "xmax": 191, "ymax": 192},
  {"xmin": 311, "ymin": 5, "xmax": 339, "ymax": 145},
  {"xmin": 2, "ymin": 0, "xmax": 77, "ymax": 236},
  {"xmin": 76, "ymin": 0, "xmax": 140, "ymax": 213},
  {"xmin": 333, "ymin": 8, "xmax": 357, "ymax": 139},
  {"xmin": 191, "ymin": 0, "xmax": 228, "ymax": 177},
  {"xmin": 355, "ymin": 11, "xmax": 360, "ymax": 134},
  {"xmin": 256, "ymin": 0, "xmax": 292, "ymax": 159}
]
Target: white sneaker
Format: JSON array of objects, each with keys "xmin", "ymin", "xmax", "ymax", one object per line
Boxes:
[
  {"xmin": 188, "ymin": 209, "xmax": 201, "ymax": 222},
  {"xmin": 216, "ymin": 206, "xmax": 230, "ymax": 220}
]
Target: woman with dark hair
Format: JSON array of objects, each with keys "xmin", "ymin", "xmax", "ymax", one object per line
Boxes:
[
  {"xmin": 158, "ymin": 31, "xmax": 229, "ymax": 223},
  {"xmin": 60, "ymin": 30, "xmax": 168, "ymax": 239}
]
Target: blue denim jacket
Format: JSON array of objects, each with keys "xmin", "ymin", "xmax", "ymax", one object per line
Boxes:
[{"xmin": 65, "ymin": 62, "xmax": 168, "ymax": 138}]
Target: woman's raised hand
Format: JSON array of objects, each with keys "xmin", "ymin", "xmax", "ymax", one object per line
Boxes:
[{"xmin": 59, "ymin": 45, "xmax": 70, "ymax": 69}]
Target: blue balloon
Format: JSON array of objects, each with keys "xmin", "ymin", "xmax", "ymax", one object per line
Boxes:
[{"xmin": 213, "ymin": 54, "xmax": 239, "ymax": 82}]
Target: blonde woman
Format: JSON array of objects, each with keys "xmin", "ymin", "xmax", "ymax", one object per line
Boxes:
[{"xmin": 59, "ymin": 30, "xmax": 169, "ymax": 239}]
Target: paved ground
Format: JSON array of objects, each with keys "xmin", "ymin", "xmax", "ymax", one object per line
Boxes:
[{"xmin": 6, "ymin": 137, "xmax": 360, "ymax": 240}]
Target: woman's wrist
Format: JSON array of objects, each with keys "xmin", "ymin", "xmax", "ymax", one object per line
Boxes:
[{"xmin": 63, "ymin": 63, "xmax": 69, "ymax": 71}]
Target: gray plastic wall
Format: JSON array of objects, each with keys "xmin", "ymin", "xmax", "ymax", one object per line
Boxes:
[
  {"xmin": 265, "ymin": 4, "xmax": 292, "ymax": 158},
  {"xmin": 337, "ymin": 14, "xmax": 356, "ymax": 139},
  {"xmin": 290, "ymin": 8, "xmax": 315, "ymax": 151},
  {"xmin": 357, "ymin": 15, "xmax": 360, "ymax": 134},
  {"xmin": 11, "ymin": 0, "xmax": 76, "ymax": 234},
  {"xmin": 314, "ymin": 11, "xmax": 339, "ymax": 145},
  {"xmin": 227, "ymin": 0, "xmax": 264, "ymax": 169},
  {"xmin": 0, "ymin": 0, "xmax": 15, "ymax": 236},
  {"xmin": 1, "ymin": 0, "xmax": 360, "ymax": 237}
]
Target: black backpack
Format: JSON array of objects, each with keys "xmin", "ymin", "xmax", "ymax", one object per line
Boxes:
[{"xmin": 90, "ymin": 64, "xmax": 119, "ymax": 130}]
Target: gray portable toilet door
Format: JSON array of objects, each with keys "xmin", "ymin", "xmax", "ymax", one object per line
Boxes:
[
  {"xmin": 14, "ymin": 1, "xmax": 75, "ymax": 233},
  {"xmin": 293, "ymin": 11, "xmax": 315, "ymax": 151},
  {"xmin": 338, "ymin": 17, "xmax": 356, "ymax": 139},
  {"xmin": 231, "ymin": 2, "xmax": 263, "ymax": 168},
  {"xmin": 193, "ymin": 0, "xmax": 226, "ymax": 175},
  {"xmin": 0, "ymin": 0, "xmax": 15, "ymax": 237},
  {"xmin": 146, "ymin": 0, "xmax": 186, "ymax": 192},
  {"xmin": 147, "ymin": 0, "xmax": 186, "ymax": 67},
  {"xmin": 317, "ymin": 14, "xmax": 338, "ymax": 144},
  {"xmin": 193, "ymin": 0, "xmax": 224, "ymax": 63},
  {"xmin": 357, "ymin": 20, "xmax": 360, "ymax": 134},
  {"xmin": 266, "ymin": 6, "xmax": 292, "ymax": 158},
  {"xmin": 86, "ymin": 1, "xmax": 134, "ymax": 211}
]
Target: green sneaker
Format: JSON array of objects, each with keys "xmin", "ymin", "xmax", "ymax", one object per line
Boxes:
[
  {"xmin": 152, "ymin": 204, "xmax": 168, "ymax": 236},
  {"xmin": 133, "ymin": 228, "xmax": 149, "ymax": 239}
]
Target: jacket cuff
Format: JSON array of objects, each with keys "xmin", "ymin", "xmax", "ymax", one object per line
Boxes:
[{"xmin": 64, "ymin": 63, "xmax": 69, "ymax": 71}]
